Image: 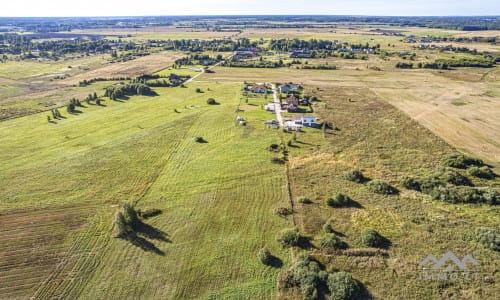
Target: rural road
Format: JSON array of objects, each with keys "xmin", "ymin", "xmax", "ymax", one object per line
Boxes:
[
  {"xmin": 271, "ymin": 83, "xmax": 284, "ymax": 127},
  {"xmin": 186, "ymin": 53, "xmax": 234, "ymax": 83}
]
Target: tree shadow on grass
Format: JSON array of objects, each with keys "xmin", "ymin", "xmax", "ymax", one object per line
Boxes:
[
  {"xmin": 126, "ymin": 234, "xmax": 165, "ymax": 256},
  {"xmin": 346, "ymin": 199, "xmax": 364, "ymax": 209},
  {"xmin": 266, "ymin": 255, "xmax": 284, "ymax": 268},
  {"xmin": 135, "ymin": 220, "xmax": 171, "ymax": 243},
  {"xmin": 120, "ymin": 218, "xmax": 170, "ymax": 256},
  {"xmin": 297, "ymin": 236, "xmax": 315, "ymax": 250}
]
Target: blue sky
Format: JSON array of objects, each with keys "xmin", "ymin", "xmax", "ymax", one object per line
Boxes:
[{"xmin": 2, "ymin": 0, "xmax": 499, "ymax": 17}]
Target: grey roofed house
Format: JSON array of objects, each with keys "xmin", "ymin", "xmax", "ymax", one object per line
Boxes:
[
  {"xmin": 250, "ymin": 84, "xmax": 267, "ymax": 93},
  {"xmin": 279, "ymin": 84, "xmax": 299, "ymax": 93}
]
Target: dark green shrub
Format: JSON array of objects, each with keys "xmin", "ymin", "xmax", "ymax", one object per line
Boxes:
[
  {"xmin": 268, "ymin": 143, "xmax": 280, "ymax": 152},
  {"xmin": 468, "ymin": 166, "xmax": 496, "ymax": 179},
  {"xmin": 361, "ymin": 228, "xmax": 388, "ymax": 248},
  {"xmin": 276, "ymin": 228, "xmax": 300, "ymax": 248},
  {"xmin": 298, "ymin": 196, "xmax": 312, "ymax": 204},
  {"xmin": 344, "ymin": 169, "xmax": 366, "ymax": 183},
  {"xmin": 258, "ymin": 246, "xmax": 273, "ymax": 265},
  {"xmin": 444, "ymin": 154, "xmax": 484, "ymax": 169},
  {"xmin": 367, "ymin": 180, "xmax": 398, "ymax": 195},
  {"xmin": 195, "ymin": 137, "xmax": 207, "ymax": 143},
  {"xmin": 439, "ymin": 170, "xmax": 472, "ymax": 186},
  {"xmin": 326, "ymin": 193, "xmax": 352, "ymax": 207},
  {"xmin": 326, "ymin": 272, "xmax": 360, "ymax": 300},
  {"xmin": 402, "ymin": 176, "xmax": 421, "ymax": 191},
  {"xmin": 319, "ymin": 233, "xmax": 346, "ymax": 250},
  {"xmin": 206, "ymin": 98, "xmax": 217, "ymax": 105},
  {"xmin": 195, "ymin": 88, "xmax": 203, "ymax": 93},
  {"xmin": 476, "ymin": 227, "xmax": 500, "ymax": 251}
]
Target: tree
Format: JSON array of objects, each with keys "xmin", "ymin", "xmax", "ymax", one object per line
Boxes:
[
  {"xmin": 276, "ymin": 228, "xmax": 300, "ymax": 248},
  {"xmin": 258, "ymin": 247, "xmax": 272, "ymax": 265},
  {"xmin": 122, "ymin": 203, "xmax": 138, "ymax": 226},
  {"xmin": 93, "ymin": 92, "xmax": 98, "ymax": 100},
  {"xmin": 67, "ymin": 103, "xmax": 75, "ymax": 113},
  {"xmin": 113, "ymin": 211, "xmax": 129, "ymax": 238},
  {"xmin": 361, "ymin": 228, "xmax": 388, "ymax": 248},
  {"xmin": 327, "ymin": 272, "xmax": 360, "ymax": 300},
  {"xmin": 47, "ymin": 115, "xmax": 51, "ymax": 122}
]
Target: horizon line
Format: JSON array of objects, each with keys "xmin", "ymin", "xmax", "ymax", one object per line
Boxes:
[{"xmin": 1, "ymin": 14, "xmax": 499, "ymax": 18}]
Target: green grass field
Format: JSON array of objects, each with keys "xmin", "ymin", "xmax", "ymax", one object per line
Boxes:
[{"xmin": 0, "ymin": 82, "xmax": 293, "ymax": 299}]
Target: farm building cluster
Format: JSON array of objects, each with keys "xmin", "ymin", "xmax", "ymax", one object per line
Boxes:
[{"xmin": 244, "ymin": 82, "xmax": 317, "ymax": 132}]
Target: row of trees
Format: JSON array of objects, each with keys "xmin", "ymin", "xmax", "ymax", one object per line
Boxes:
[{"xmin": 104, "ymin": 83, "xmax": 155, "ymax": 100}]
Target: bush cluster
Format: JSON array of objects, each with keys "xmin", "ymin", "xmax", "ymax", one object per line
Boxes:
[
  {"xmin": 367, "ymin": 180, "xmax": 398, "ymax": 195},
  {"xmin": 344, "ymin": 169, "xmax": 366, "ymax": 183},
  {"xmin": 285, "ymin": 253, "xmax": 361, "ymax": 300},
  {"xmin": 476, "ymin": 227, "xmax": 500, "ymax": 252},
  {"xmin": 326, "ymin": 193, "xmax": 352, "ymax": 207},
  {"xmin": 429, "ymin": 186, "xmax": 498, "ymax": 205},
  {"xmin": 319, "ymin": 233, "xmax": 346, "ymax": 250},
  {"xmin": 443, "ymin": 154, "xmax": 484, "ymax": 169},
  {"xmin": 276, "ymin": 228, "xmax": 300, "ymax": 248},
  {"xmin": 468, "ymin": 166, "xmax": 496, "ymax": 179}
]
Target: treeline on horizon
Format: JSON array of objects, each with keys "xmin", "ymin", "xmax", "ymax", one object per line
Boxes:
[{"xmin": 0, "ymin": 15, "xmax": 499, "ymax": 32}]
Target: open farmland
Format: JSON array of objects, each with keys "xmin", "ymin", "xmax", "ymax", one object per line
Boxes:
[
  {"xmin": 199, "ymin": 64, "xmax": 500, "ymax": 168},
  {"xmin": 0, "ymin": 81, "xmax": 292, "ymax": 299}
]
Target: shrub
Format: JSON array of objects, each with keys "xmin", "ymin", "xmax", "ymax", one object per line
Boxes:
[
  {"xmin": 476, "ymin": 227, "xmax": 500, "ymax": 252},
  {"xmin": 439, "ymin": 170, "xmax": 472, "ymax": 186},
  {"xmin": 323, "ymin": 222, "xmax": 334, "ymax": 233},
  {"xmin": 326, "ymin": 193, "xmax": 352, "ymax": 207},
  {"xmin": 319, "ymin": 233, "xmax": 345, "ymax": 250},
  {"xmin": 344, "ymin": 169, "xmax": 366, "ymax": 183},
  {"xmin": 361, "ymin": 228, "xmax": 387, "ymax": 248},
  {"xmin": 195, "ymin": 88, "xmax": 203, "ymax": 93},
  {"xmin": 444, "ymin": 154, "xmax": 484, "ymax": 169},
  {"xmin": 271, "ymin": 157, "xmax": 285, "ymax": 164},
  {"xmin": 402, "ymin": 176, "xmax": 421, "ymax": 191},
  {"xmin": 258, "ymin": 246, "xmax": 273, "ymax": 265},
  {"xmin": 276, "ymin": 228, "xmax": 300, "ymax": 248},
  {"xmin": 206, "ymin": 98, "xmax": 217, "ymax": 105},
  {"xmin": 326, "ymin": 272, "xmax": 360, "ymax": 300},
  {"xmin": 268, "ymin": 143, "xmax": 280, "ymax": 152},
  {"xmin": 274, "ymin": 207, "xmax": 292, "ymax": 217},
  {"xmin": 468, "ymin": 166, "xmax": 496, "ymax": 179},
  {"xmin": 430, "ymin": 186, "xmax": 499, "ymax": 205},
  {"xmin": 298, "ymin": 196, "xmax": 312, "ymax": 204},
  {"xmin": 195, "ymin": 137, "xmax": 207, "ymax": 143},
  {"xmin": 367, "ymin": 180, "xmax": 398, "ymax": 195}
]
